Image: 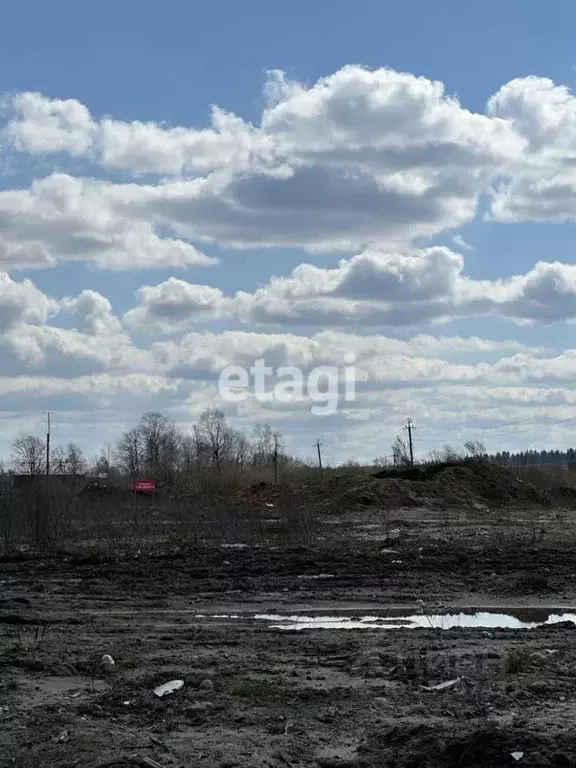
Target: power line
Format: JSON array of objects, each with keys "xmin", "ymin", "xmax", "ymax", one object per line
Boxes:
[
  {"xmin": 404, "ymin": 412, "xmax": 576, "ymax": 443},
  {"xmin": 477, "ymin": 414, "xmax": 547, "ymax": 432},
  {"xmin": 483, "ymin": 415, "xmax": 576, "ymax": 440}
]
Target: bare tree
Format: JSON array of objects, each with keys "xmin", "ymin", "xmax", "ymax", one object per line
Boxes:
[
  {"xmin": 230, "ymin": 429, "xmax": 251, "ymax": 469},
  {"xmin": 463, "ymin": 440, "xmax": 486, "ymax": 458},
  {"xmin": 11, "ymin": 435, "xmax": 45, "ymax": 476},
  {"xmin": 252, "ymin": 423, "xmax": 276, "ymax": 467},
  {"xmin": 138, "ymin": 412, "xmax": 181, "ymax": 482},
  {"xmin": 441, "ymin": 444, "xmax": 463, "ymax": 461},
  {"xmin": 50, "ymin": 445, "xmax": 67, "ymax": 474},
  {"xmin": 179, "ymin": 434, "xmax": 197, "ymax": 490},
  {"xmin": 116, "ymin": 427, "xmax": 143, "ymax": 479},
  {"xmin": 196, "ymin": 409, "xmax": 230, "ymax": 472},
  {"xmin": 192, "ymin": 426, "xmax": 211, "ymax": 473},
  {"xmin": 66, "ymin": 443, "xmax": 85, "ymax": 476},
  {"xmin": 391, "ymin": 436, "xmax": 411, "ymax": 468}
]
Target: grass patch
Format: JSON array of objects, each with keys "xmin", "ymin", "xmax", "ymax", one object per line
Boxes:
[
  {"xmin": 230, "ymin": 678, "xmax": 282, "ymax": 700},
  {"xmin": 504, "ymin": 648, "xmax": 532, "ymax": 674}
]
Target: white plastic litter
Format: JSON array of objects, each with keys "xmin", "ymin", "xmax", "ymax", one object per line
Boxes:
[
  {"xmin": 511, "ymin": 752, "xmax": 524, "ymax": 762},
  {"xmin": 420, "ymin": 678, "xmax": 460, "ymax": 691},
  {"xmin": 100, "ymin": 654, "xmax": 115, "ymax": 666},
  {"xmin": 140, "ymin": 758, "xmax": 165, "ymax": 768},
  {"xmin": 154, "ymin": 679, "xmax": 184, "ymax": 698}
]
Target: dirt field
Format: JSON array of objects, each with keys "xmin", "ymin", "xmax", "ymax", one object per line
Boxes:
[{"xmin": 3, "ymin": 465, "xmax": 576, "ymax": 767}]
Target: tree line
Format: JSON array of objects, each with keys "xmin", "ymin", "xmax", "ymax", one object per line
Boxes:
[
  {"xmin": 5, "ymin": 411, "xmax": 576, "ymax": 484},
  {"xmin": 491, "ymin": 449, "xmax": 576, "ymax": 467},
  {"xmin": 4, "ymin": 409, "xmax": 308, "ymax": 485}
]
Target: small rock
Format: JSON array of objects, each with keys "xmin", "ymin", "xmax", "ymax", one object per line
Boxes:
[
  {"xmin": 530, "ymin": 651, "xmax": 549, "ymax": 662},
  {"xmin": 100, "ymin": 654, "xmax": 115, "ymax": 674},
  {"xmin": 528, "ymin": 680, "xmax": 554, "ymax": 695},
  {"xmin": 199, "ymin": 678, "xmax": 214, "ymax": 691},
  {"xmin": 185, "ymin": 701, "xmax": 212, "ymax": 721},
  {"xmin": 553, "ymin": 752, "xmax": 570, "ymax": 766}
]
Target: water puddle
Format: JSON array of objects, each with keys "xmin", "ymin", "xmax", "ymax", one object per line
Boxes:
[
  {"xmin": 249, "ymin": 608, "xmax": 576, "ymax": 631},
  {"xmin": 88, "ymin": 606, "xmax": 576, "ymax": 631}
]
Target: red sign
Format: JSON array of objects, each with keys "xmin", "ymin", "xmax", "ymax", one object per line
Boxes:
[{"xmin": 133, "ymin": 479, "xmax": 157, "ymax": 493}]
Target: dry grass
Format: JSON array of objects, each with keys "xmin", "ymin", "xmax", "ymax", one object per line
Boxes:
[
  {"xmin": 0, "ymin": 485, "xmax": 327, "ymax": 556},
  {"xmin": 516, "ymin": 464, "xmax": 576, "ymax": 490}
]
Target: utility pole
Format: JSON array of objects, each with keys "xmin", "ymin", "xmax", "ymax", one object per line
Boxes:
[
  {"xmin": 273, "ymin": 432, "xmax": 279, "ymax": 484},
  {"xmin": 404, "ymin": 418, "xmax": 415, "ymax": 467},
  {"xmin": 46, "ymin": 412, "xmax": 51, "ymax": 481},
  {"xmin": 315, "ymin": 439, "xmax": 323, "ymax": 480}
]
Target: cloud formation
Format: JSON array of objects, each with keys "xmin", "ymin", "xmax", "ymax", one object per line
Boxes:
[
  {"xmin": 124, "ymin": 247, "xmax": 576, "ymax": 329},
  {"xmin": 0, "ymin": 271, "xmax": 58, "ymax": 330},
  {"xmin": 2, "ymin": 66, "xmax": 576, "ymax": 458},
  {"xmin": 3, "ymin": 67, "xmax": 576, "ymax": 265},
  {"xmin": 0, "ymin": 65, "xmax": 532, "ymax": 261},
  {"xmin": 0, "ymin": 174, "xmax": 216, "ymax": 271},
  {"xmin": 1, "ymin": 270, "xmax": 575, "ymax": 460}
]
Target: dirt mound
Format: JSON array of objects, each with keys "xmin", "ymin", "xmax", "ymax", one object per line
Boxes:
[
  {"xmin": 373, "ymin": 458, "xmax": 560, "ymax": 508},
  {"xmin": 234, "ymin": 460, "xmax": 565, "ymax": 513},
  {"xmin": 361, "ymin": 721, "xmax": 576, "ymax": 767},
  {"xmin": 234, "ymin": 473, "xmax": 422, "ymax": 514}
]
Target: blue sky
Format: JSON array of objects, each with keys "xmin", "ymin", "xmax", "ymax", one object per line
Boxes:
[{"xmin": 2, "ymin": 0, "xmax": 576, "ymax": 465}]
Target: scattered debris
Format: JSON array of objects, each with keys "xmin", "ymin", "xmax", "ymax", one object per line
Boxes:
[
  {"xmin": 100, "ymin": 654, "xmax": 115, "ymax": 670},
  {"xmin": 420, "ymin": 678, "xmax": 461, "ymax": 691},
  {"xmin": 148, "ymin": 735, "xmax": 171, "ymax": 753},
  {"xmin": 153, "ymin": 680, "xmax": 184, "ymax": 698},
  {"xmin": 297, "ymin": 573, "xmax": 334, "ymax": 580},
  {"xmin": 133, "ymin": 758, "xmax": 166, "ymax": 768}
]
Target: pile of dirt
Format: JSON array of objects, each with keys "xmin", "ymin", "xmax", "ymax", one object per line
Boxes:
[
  {"xmin": 424, "ymin": 460, "xmax": 552, "ymax": 507},
  {"xmin": 234, "ymin": 459, "xmax": 572, "ymax": 513},
  {"xmin": 360, "ymin": 721, "xmax": 576, "ymax": 767},
  {"xmin": 233, "ymin": 473, "xmax": 421, "ymax": 513}
]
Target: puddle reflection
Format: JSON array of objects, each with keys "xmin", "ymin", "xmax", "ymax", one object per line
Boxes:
[{"xmin": 251, "ymin": 610, "xmax": 576, "ymax": 631}]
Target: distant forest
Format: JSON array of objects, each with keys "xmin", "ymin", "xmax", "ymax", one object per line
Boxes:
[{"xmin": 491, "ymin": 449, "xmax": 576, "ymax": 467}]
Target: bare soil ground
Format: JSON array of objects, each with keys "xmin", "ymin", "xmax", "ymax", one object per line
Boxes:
[{"xmin": 3, "ymin": 464, "xmax": 576, "ymax": 767}]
